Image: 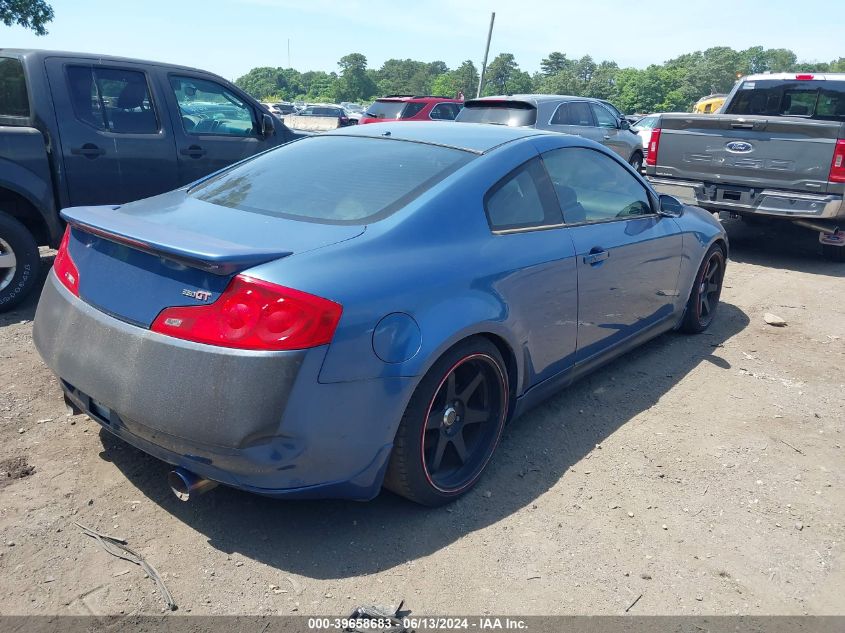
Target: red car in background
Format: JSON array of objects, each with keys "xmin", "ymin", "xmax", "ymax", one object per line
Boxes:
[{"xmin": 359, "ymin": 95, "xmax": 463, "ymax": 124}]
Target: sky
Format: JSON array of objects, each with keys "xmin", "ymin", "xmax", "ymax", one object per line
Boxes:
[{"xmin": 2, "ymin": 0, "xmax": 842, "ymax": 81}]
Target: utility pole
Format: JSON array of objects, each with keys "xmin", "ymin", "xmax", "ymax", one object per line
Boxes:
[
  {"xmin": 287, "ymin": 39, "xmax": 291, "ymax": 68},
  {"xmin": 476, "ymin": 12, "xmax": 495, "ymax": 98}
]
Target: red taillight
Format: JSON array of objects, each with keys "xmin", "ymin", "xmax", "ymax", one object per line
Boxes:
[
  {"xmin": 53, "ymin": 226, "xmax": 80, "ymax": 296},
  {"xmin": 645, "ymin": 128, "xmax": 662, "ymax": 166},
  {"xmin": 150, "ymin": 275, "xmax": 342, "ymax": 351},
  {"xmin": 830, "ymin": 139, "xmax": 845, "ymax": 184},
  {"xmin": 795, "ymin": 74, "xmax": 815, "ymax": 80}
]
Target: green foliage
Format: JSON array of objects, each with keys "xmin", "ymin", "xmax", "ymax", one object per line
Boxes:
[
  {"xmin": 1, "ymin": 0, "xmax": 54, "ymax": 35},
  {"xmin": 234, "ymin": 47, "xmax": 845, "ymax": 113}
]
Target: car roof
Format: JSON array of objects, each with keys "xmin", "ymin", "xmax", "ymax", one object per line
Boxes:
[
  {"xmin": 0, "ymin": 48, "xmax": 222, "ymax": 76},
  {"xmin": 467, "ymin": 94, "xmax": 604, "ymax": 106},
  {"xmin": 376, "ymin": 95, "xmax": 462, "ymax": 102},
  {"xmin": 323, "ymin": 121, "xmax": 550, "ymax": 154},
  {"xmin": 743, "ymin": 73, "xmax": 845, "ymax": 82}
]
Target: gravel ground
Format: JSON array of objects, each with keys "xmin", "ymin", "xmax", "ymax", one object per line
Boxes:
[{"xmin": 0, "ymin": 217, "xmax": 843, "ymax": 617}]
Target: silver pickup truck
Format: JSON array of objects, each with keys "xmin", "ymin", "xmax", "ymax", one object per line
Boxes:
[{"xmin": 646, "ymin": 73, "xmax": 845, "ymax": 261}]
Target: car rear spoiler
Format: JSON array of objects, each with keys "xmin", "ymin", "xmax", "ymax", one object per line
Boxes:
[{"xmin": 61, "ymin": 205, "xmax": 292, "ymax": 275}]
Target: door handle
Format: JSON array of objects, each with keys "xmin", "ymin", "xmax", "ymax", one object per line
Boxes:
[
  {"xmin": 603, "ymin": 134, "xmax": 612, "ymax": 139},
  {"xmin": 70, "ymin": 143, "xmax": 105, "ymax": 158},
  {"xmin": 180, "ymin": 145, "xmax": 207, "ymax": 158},
  {"xmin": 583, "ymin": 249, "xmax": 609, "ymax": 265}
]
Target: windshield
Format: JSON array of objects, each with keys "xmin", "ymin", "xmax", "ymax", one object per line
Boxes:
[
  {"xmin": 0, "ymin": 57, "xmax": 30, "ymax": 120},
  {"xmin": 190, "ymin": 136, "xmax": 473, "ymax": 224},
  {"xmin": 365, "ymin": 100, "xmax": 406, "ymax": 119},
  {"xmin": 725, "ymin": 80, "xmax": 845, "ymax": 121},
  {"xmin": 456, "ymin": 101, "xmax": 537, "ymax": 127}
]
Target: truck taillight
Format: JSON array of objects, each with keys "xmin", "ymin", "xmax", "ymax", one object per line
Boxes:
[
  {"xmin": 151, "ymin": 275, "xmax": 342, "ymax": 351},
  {"xmin": 645, "ymin": 128, "xmax": 661, "ymax": 167},
  {"xmin": 830, "ymin": 140, "xmax": 845, "ymax": 184},
  {"xmin": 53, "ymin": 227, "xmax": 80, "ymax": 296}
]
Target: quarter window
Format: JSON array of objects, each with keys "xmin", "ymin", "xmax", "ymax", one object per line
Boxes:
[
  {"xmin": 0, "ymin": 57, "xmax": 30, "ymax": 119},
  {"xmin": 401, "ymin": 102, "xmax": 426, "ymax": 118},
  {"xmin": 170, "ymin": 76, "xmax": 256, "ymax": 136},
  {"xmin": 549, "ymin": 102, "xmax": 594, "ymax": 126},
  {"xmin": 542, "ymin": 148, "xmax": 652, "ymax": 224},
  {"xmin": 66, "ymin": 65, "xmax": 159, "ymax": 134},
  {"xmin": 484, "ymin": 158, "xmax": 562, "ymax": 231},
  {"xmin": 430, "ymin": 103, "xmax": 461, "ymax": 120}
]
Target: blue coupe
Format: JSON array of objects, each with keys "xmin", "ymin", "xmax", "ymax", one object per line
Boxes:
[{"xmin": 33, "ymin": 122, "xmax": 727, "ymax": 506}]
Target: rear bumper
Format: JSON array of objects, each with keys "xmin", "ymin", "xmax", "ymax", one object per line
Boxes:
[
  {"xmin": 33, "ymin": 274, "xmax": 414, "ymax": 499},
  {"xmin": 647, "ymin": 177, "xmax": 845, "ymax": 222}
]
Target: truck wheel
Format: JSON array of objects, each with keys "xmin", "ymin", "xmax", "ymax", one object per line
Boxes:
[
  {"xmin": 822, "ymin": 243, "xmax": 845, "ymax": 263},
  {"xmin": 0, "ymin": 211, "xmax": 41, "ymax": 312}
]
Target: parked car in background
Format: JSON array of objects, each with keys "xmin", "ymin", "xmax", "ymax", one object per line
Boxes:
[
  {"xmin": 647, "ymin": 73, "xmax": 845, "ymax": 261},
  {"xmin": 272, "ymin": 102, "xmax": 297, "ymax": 116},
  {"xmin": 632, "ymin": 113, "xmax": 683, "ymax": 162},
  {"xmin": 34, "ymin": 121, "xmax": 727, "ymax": 506},
  {"xmin": 340, "ymin": 103, "xmax": 365, "ymax": 124},
  {"xmin": 692, "ymin": 94, "xmax": 727, "ymax": 114},
  {"xmin": 456, "ymin": 95, "xmax": 645, "ymax": 170},
  {"xmin": 359, "ymin": 95, "xmax": 463, "ymax": 124},
  {"xmin": 0, "ymin": 49, "xmax": 300, "ymax": 310},
  {"xmin": 297, "ymin": 104, "xmax": 355, "ymax": 126}
]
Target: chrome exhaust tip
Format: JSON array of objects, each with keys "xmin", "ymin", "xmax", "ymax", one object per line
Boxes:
[{"xmin": 168, "ymin": 467, "xmax": 218, "ymax": 502}]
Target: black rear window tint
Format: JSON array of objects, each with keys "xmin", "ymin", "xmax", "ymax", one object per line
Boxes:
[
  {"xmin": 456, "ymin": 101, "xmax": 537, "ymax": 127},
  {"xmin": 365, "ymin": 100, "xmax": 405, "ymax": 119},
  {"xmin": 190, "ymin": 136, "xmax": 473, "ymax": 224},
  {"xmin": 725, "ymin": 80, "xmax": 845, "ymax": 121},
  {"xmin": 0, "ymin": 57, "xmax": 30, "ymax": 119}
]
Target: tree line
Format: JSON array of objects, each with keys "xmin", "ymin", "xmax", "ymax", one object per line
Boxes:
[{"xmin": 236, "ymin": 47, "xmax": 845, "ymax": 114}]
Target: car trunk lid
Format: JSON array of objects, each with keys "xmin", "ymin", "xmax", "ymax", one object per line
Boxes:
[{"xmin": 61, "ymin": 190, "xmax": 364, "ymax": 327}]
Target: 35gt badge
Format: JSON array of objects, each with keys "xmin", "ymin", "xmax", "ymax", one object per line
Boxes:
[
  {"xmin": 725, "ymin": 141, "xmax": 753, "ymax": 153},
  {"xmin": 182, "ymin": 288, "xmax": 212, "ymax": 301}
]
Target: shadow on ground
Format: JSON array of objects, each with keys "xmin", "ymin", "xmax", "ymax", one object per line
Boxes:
[
  {"xmin": 720, "ymin": 215, "xmax": 845, "ymax": 278},
  {"xmin": 100, "ymin": 301, "xmax": 750, "ymax": 580}
]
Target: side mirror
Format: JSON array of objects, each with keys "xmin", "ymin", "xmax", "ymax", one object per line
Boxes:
[
  {"xmin": 261, "ymin": 113, "xmax": 275, "ymax": 137},
  {"xmin": 657, "ymin": 194, "xmax": 684, "ymax": 218},
  {"xmin": 619, "ymin": 118, "xmax": 631, "ymax": 130}
]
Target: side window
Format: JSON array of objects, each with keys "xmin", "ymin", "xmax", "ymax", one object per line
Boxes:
[
  {"xmin": 401, "ymin": 102, "xmax": 426, "ymax": 118},
  {"xmin": 484, "ymin": 158, "xmax": 562, "ymax": 231},
  {"xmin": 0, "ymin": 57, "xmax": 30, "ymax": 119},
  {"xmin": 170, "ymin": 76, "xmax": 256, "ymax": 136},
  {"xmin": 550, "ymin": 101, "xmax": 593, "ymax": 126},
  {"xmin": 67, "ymin": 65, "xmax": 158, "ymax": 134},
  {"xmin": 542, "ymin": 148, "xmax": 653, "ymax": 224},
  {"xmin": 591, "ymin": 103, "xmax": 618, "ymax": 128},
  {"xmin": 430, "ymin": 103, "xmax": 460, "ymax": 120}
]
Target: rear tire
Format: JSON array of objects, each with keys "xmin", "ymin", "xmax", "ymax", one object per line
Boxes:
[
  {"xmin": 0, "ymin": 211, "xmax": 40, "ymax": 312},
  {"xmin": 384, "ymin": 337, "xmax": 509, "ymax": 506},
  {"xmin": 680, "ymin": 244, "xmax": 726, "ymax": 334}
]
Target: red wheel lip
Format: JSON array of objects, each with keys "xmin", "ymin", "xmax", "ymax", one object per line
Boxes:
[{"xmin": 419, "ymin": 352, "xmax": 509, "ymax": 495}]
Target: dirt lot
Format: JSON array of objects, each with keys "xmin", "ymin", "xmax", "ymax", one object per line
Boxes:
[{"xmin": 0, "ymin": 217, "xmax": 843, "ymax": 617}]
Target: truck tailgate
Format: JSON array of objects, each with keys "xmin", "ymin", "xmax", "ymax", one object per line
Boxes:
[{"xmin": 654, "ymin": 114, "xmax": 841, "ymax": 193}]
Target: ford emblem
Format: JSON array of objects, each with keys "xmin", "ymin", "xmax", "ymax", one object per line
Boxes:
[{"xmin": 726, "ymin": 141, "xmax": 753, "ymax": 153}]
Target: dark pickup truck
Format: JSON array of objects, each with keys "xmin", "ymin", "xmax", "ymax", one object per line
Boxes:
[
  {"xmin": 646, "ymin": 73, "xmax": 845, "ymax": 261},
  {"xmin": 0, "ymin": 49, "xmax": 300, "ymax": 310}
]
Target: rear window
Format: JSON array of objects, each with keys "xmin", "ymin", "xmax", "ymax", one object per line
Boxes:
[
  {"xmin": 190, "ymin": 135, "xmax": 473, "ymax": 224},
  {"xmin": 725, "ymin": 80, "xmax": 845, "ymax": 121},
  {"xmin": 456, "ymin": 101, "xmax": 537, "ymax": 127},
  {"xmin": 0, "ymin": 57, "xmax": 30, "ymax": 120},
  {"xmin": 365, "ymin": 100, "xmax": 406, "ymax": 120}
]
